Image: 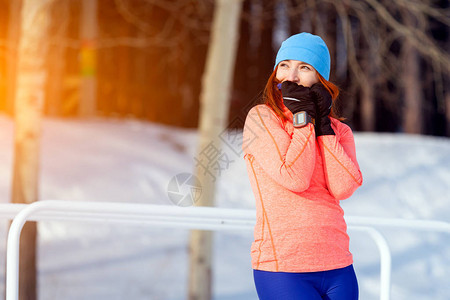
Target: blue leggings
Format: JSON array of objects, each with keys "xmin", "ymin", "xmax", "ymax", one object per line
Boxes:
[{"xmin": 253, "ymin": 265, "xmax": 358, "ymax": 300}]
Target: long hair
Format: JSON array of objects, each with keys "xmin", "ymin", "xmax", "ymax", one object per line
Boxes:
[{"xmin": 263, "ymin": 67, "xmax": 342, "ymax": 123}]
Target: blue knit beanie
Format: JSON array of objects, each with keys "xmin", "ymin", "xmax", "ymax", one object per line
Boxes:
[{"xmin": 274, "ymin": 32, "xmax": 331, "ymax": 80}]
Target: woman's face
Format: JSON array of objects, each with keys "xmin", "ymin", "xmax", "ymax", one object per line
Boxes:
[{"xmin": 275, "ymin": 60, "xmax": 319, "ymax": 87}]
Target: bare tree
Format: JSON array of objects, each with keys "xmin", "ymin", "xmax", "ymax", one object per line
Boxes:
[
  {"xmin": 5, "ymin": 0, "xmax": 22, "ymax": 116},
  {"xmin": 298, "ymin": 0, "xmax": 449, "ymax": 133},
  {"xmin": 348, "ymin": 0, "xmax": 448, "ymax": 132},
  {"xmin": 45, "ymin": 0, "xmax": 70, "ymax": 116},
  {"xmin": 79, "ymin": 0, "xmax": 98, "ymax": 117},
  {"xmin": 96, "ymin": 0, "xmax": 213, "ymax": 126},
  {"xmin": 10, "ymin": 1, "xmax": 55, "ymax": 299},
  {"xmin": 188, "ymin": 1, "xmax": 243, "ymax": 300},
  {"xmin": 401, "ymin": 7, "xmax": 422, "ymax": 133}
]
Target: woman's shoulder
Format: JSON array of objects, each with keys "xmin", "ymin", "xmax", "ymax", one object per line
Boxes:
[
  {"xmin": 330, "ymin": 118, "xmax": 354, "ymax": 136},
  {"xmin": 246, "ymin": 104, "xmax": 280, "ymax": 123},
  {"xmin": 247, "ymin": 104, "xmax": 274, "ymax": 115}
]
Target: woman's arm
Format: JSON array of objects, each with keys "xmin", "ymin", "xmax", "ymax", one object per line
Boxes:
[
  {"xmin": 243, "ymin": 105, "xmax": 316, "ymax": 192},
  {"xmin": 317, "ymin": 120, "xmax": 363, "ymax": 200}
]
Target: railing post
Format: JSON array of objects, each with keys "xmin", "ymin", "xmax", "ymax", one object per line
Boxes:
[
  {"xmin": 6, "ymin": 202, "xmax": 43, "ymax": 300},
  {"xmin": 350, "ymin": 226, "xmax": 391, "ymax": 300}
]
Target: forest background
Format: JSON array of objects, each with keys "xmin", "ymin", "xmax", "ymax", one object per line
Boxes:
[{"xmin": 0, "ymin": 0, "xmax": 448, "ymax": 136}]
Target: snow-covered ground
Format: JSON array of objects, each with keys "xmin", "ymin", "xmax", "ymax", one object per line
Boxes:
[{"xmin": 0, "ymin": 114, "xmax": 449, "ymax": 300}]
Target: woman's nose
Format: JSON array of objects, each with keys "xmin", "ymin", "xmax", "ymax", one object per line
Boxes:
[{"xmin": 286, "ymin": 69, "xmax": 300, "ymax": 83}]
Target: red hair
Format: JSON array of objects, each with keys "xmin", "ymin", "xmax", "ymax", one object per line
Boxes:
[{"xmin": 263, "ymin": 67, "xmax": 342, "ymax": 122}]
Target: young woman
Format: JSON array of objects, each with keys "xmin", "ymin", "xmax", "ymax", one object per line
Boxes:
[{"xmin": 242, "ymin": 32, "xmax": 363, "ymax": 299}]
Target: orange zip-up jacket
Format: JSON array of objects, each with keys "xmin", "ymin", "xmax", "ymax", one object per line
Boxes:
[{"xmin": 242, "ymin": 104, "xmax": 363, "ymax": 273}]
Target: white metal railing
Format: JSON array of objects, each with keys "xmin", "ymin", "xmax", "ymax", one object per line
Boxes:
[{"xmin": 1, "ymin": 200, "xmax": 449, "ymax": 300}]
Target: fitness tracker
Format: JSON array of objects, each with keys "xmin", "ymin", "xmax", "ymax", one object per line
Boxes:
[{"xmin": 293, "ymin": 111, "xmax": 312, "ymax": 128}]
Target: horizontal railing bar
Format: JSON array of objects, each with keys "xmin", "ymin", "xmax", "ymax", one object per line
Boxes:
[
  {"xmin": 345, "ymin": 216, "xmax": 450, "ymax": 233},
  {"xmin": 1, "ymin": 202, "xmax": 449, "ymax": 233}
]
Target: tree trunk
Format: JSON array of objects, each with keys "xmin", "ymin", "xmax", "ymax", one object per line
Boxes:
[
  {"xmin": 132, "ymin": 29, "xmax": 147, "ymax": 118},
  {"xmin": 324, "ymin": 6, "xmax": 337, "ymax": 82},
  {"xmin": 401, "ymin": 11, "xmax": 422, "ymax": 134},
  {"xmin": 188, "ymin": 0, "xmax": 243, "ymax": 299},
  {"xmin": 11, "ymin": 1, "xmax": 55, "ymax": 299},
  {"xmin": 230, "ymin": 0, "xmax": 250, "ymax": 127},
  {"xmin": 289, "ymin": 0, "xmax": 303, "ymax": 34},
  {"xmin": 116, "ymin": 23, "xmax": 130, "ymax": 116},
  {"xmin": 79, "ymin": 0, "xmax": 98, "ymax": 117},
  {"xmin": 359, "ymin": 23, "xmax": 375, "ymax": 131},
  {"xmin": 5, "ymin": 0, "xmax": 22, "ymax": 116},
  {"xmin": 247, "ymin": 0, "xmax": 273, "ymax": 98},
  {"xmin": 45, "ymin": 0, "xmax": 69, "ymax": 116},
  {"xmin": 360, "ymin": 73, "xmax": 375, "ymax": 131},
  {"xmin": 446, "ymin": 92, "xmax": 450, "ymax": 136}
]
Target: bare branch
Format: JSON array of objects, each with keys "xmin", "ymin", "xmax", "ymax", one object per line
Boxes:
[
  {"xmin": 114, "ymin": 0, "xmax": 171, "ymax": 40},
  {"xmin": 44, "ymin": 36, "xmax": 179, "ymax": 49},
  {"xmin": 432, "ymin": 59, "xmax": 446, "ymax": 114},
  {"xmin": 362, "ymin": 0, "xmax": 450, "ymax": 72},
  {"xmin": 395, "ymin": 0, "xmax": 450, "ymax": 27},
  {"xmin": 333, "ymin": 1, "xmax": 368, "ymax": 87},
  {"xmin": 112, "ymin": 0, "xmax": 212, "ymax": 48}
]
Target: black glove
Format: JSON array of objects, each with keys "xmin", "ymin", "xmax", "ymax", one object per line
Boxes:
[
  {"xmin": 280, "ymin": 81, "xmax": 316, "ymax": 118},
  {"xmin": 310, "ymin": 82, "xmax": 335, "ymax": 136}
]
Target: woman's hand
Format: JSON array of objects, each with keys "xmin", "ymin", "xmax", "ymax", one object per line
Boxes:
[
  {"xmin": 280, "ymin": 81, "xmax": 316, "ymax": 118},
  {"xmin": 310, "ymin": 83, "xmax": 335, "ymax": 136}
]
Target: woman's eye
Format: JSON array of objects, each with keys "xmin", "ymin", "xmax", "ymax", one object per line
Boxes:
[
  {"xmin": 280, "ymin": 63, "xmax": 289, "ymax": 68},
  {"xmin": 301, "ymin": 65, "xmax": 311, "ymax": 70}
]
